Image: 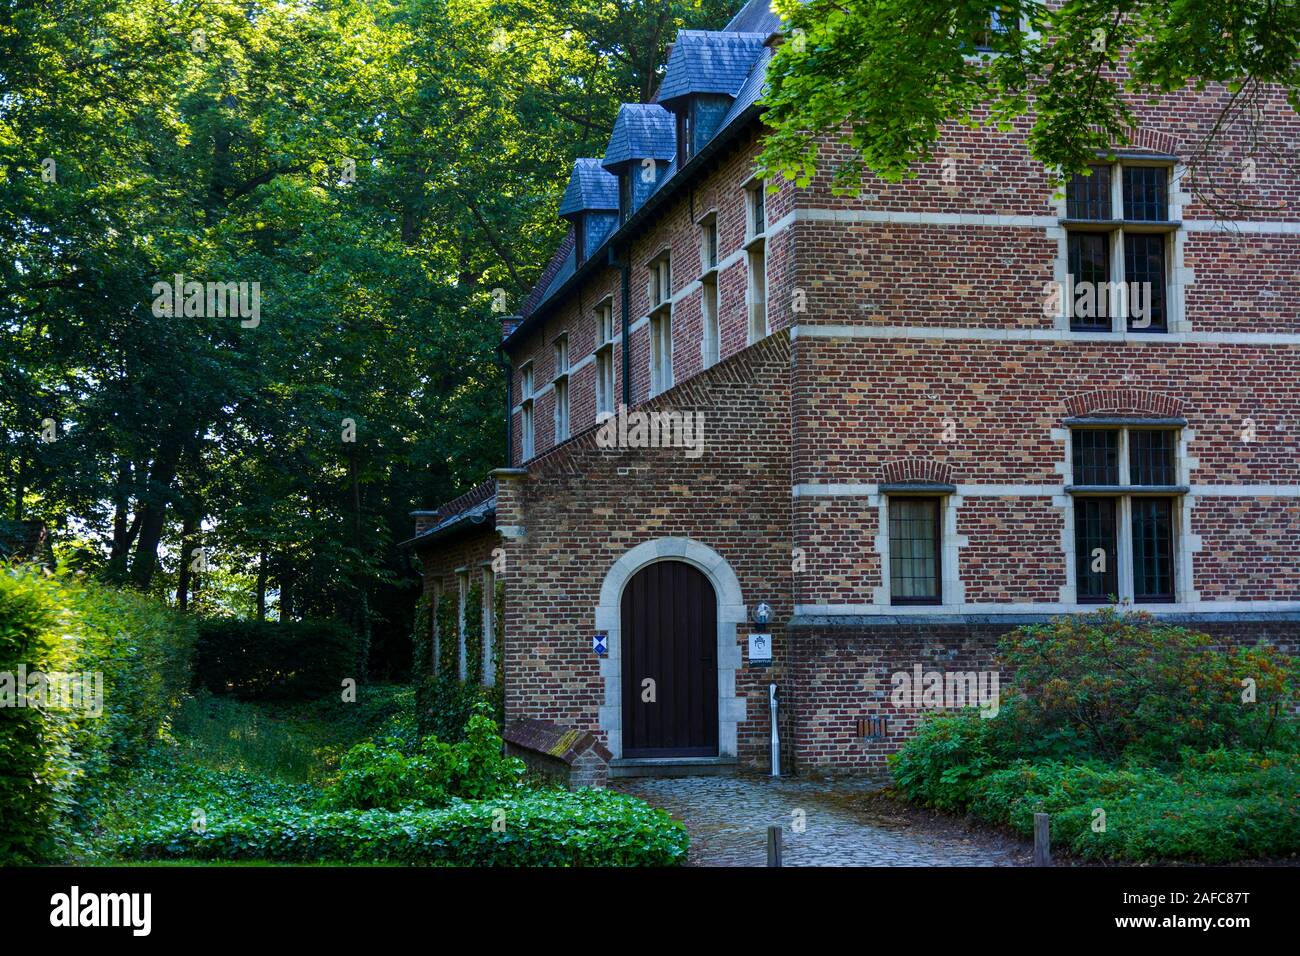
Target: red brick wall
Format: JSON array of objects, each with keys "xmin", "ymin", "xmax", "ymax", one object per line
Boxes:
[{"xmin": 498, "ymin": 334, "xmax": 794, "ymax": 769}]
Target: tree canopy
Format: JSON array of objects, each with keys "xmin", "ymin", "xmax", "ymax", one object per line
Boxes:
[
  {"xmin": 758, "ymin": 0, "xmax": 1300, "ymax": 191},
  {"xmin": 1, "ymin": 0, "xmax": 741, "ymax": 674}
]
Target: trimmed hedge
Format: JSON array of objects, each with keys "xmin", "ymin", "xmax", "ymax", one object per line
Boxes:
[
  {"xmin": 194, "ymin": 618, "xmax": 358, "ymax": 701},
  {"xmin": 0, "ymin": 565, "xmax": 194, "ymax": 863},
  {"xmin": 113, "ymin": 789, "xmax": 689, "ymax": 866}
]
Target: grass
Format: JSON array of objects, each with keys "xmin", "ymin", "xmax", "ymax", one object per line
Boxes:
[
  {"xmin": 76, "ymin": 683, "xmax": 416, "ymax": 862},
  {"xmin": 169, "ymin": 685, "xmax": 417, "ymax": 785}
]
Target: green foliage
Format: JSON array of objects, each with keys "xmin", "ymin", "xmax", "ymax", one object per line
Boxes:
[
  {"xmin": 997, "ymin": 608, "xmax": 1296, "ymax": 763},
  {"xmin": 114, "ymin": 788, "xmax": 689, "ymax": 866},
  {"xmin": 411, "ymin": 594, "xmax": 433, "ymax": 675},
  {"xmin": 968, "ymin": 754, "xmax": 1300, "ymax": 863},
  {"xmin": 194, "ymin": 618, "xmax": 358, "ymax": 701},
  {"xmin": 416, "ymin": 672, "xmax": 504, "ymax": 744},
  {"xmin": 0, "ymin": 565, "xmax": 194, "ymax": 863},
  {"xmin": 889, "ymin": 610, "xmax": 1300, "ymax": 862},
  {"xmin": 760, "ymin": 0, "xmax": 1300, "ymax": 191},
  {"xmin": 435, "ymin": 592, "xmax": 458, "ymax": 677},
  {"xmin": 464, "ymin": 581, "xmax": 484, "ymax": 685},
  {"xmin": 326, "ymin": 705, "xmax": 524, "ymax": 810}
]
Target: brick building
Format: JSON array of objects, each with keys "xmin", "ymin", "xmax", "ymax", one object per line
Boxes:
[{"xmin": 405, "ymin": 0, "xmax": 1300, "ymax": 775}]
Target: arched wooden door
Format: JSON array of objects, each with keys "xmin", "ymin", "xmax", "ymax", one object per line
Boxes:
[{"xmin": 621, "ymin": 560, "xmax": 718, "ymax": 758}]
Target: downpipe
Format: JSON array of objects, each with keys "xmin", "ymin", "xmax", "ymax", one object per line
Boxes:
[{"xmin": 769, "ymin": 682, "xmax": 780, "ymax": 777}]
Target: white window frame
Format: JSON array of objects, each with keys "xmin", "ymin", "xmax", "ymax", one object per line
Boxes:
[
  {"xmin": 519, "ymin": 361, "xmax": 535, "ymax": 461},
  {"xmin": 1067, "ymin": 424, "xmax": 1184, "ymax": 605},
  {"xmin": 699, "ymin": 214, "xmax": 720, "ymax": 367},
  {"xmin": 1061, "ymin": 160, "xmax": 1180, "ymax": 334},
  {"xmin": 648, "ymin": 253, "xmax": 673, "ymax": 395},
  {"xmin": 595, "ymin": 300, "xmax": 615, "ymax": 416},
  {"xmin": 743, "ymin": 182, "xmax": 768, "ymax": 344},
  {"xmin": 553, "ymin": 334, "xmax": 570, "ymax": 441}
]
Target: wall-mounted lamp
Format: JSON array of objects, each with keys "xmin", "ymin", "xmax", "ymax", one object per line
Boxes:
[{"xmin": 752, "ymin": 602, "xmax": 773, "ymax": 627}]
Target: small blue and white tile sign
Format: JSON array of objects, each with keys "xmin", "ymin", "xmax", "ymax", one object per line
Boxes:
[
  {"xmin": 593, "ymin": 632, "xmax": 608, "ymax": 656},
  {"xmin": 748, "ymin": 633, "xmax": 772, "ymax": 665}
]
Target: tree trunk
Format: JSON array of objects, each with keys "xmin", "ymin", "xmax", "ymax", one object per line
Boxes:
[
  {"xmin": 176, "ymin": 510, "xmax": 198, "ymax": 611},
  {"xmin": 130, "ymin": 437, "xmax": 184, "ymax": 589},
  {"xmin": 256, "ymin": 547, "xmax": 268, "ymax": 621}
]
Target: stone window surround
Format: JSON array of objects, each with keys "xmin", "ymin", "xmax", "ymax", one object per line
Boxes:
[
  {"xmin": 872, "ymin": 489, "xmax": 968, "ymax": 608},
  {"xmin": 1052, "ymin": 420, "xmax": 1200, "ymax": 605},
  {"xmin": 594, "ymin": 537, "xmax": 747, "ymax": 760},
  {"xmin": 1048, "ymin": 157, "xmax": 1193, "ymax": 334}
]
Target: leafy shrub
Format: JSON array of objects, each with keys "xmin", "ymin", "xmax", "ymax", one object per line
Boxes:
[
  {"xmin": 415, "ymin": 673, "xmax": 504, "ymax": 744},
  {"xmin": 114, "ymin": 788, "xmax": 689, "ymax": 866},
  {"xmin": 998, "ymin": 608, "xmax": 1296, "ymax": 763},
  {"xmin": 965, "ymin": 755, "xmax": 1300, "ymax": 863},
  {"xmin": 194, "ymin": 618, "xmax": 358, "ymax": 701},
  {"xmin": 0, "ymin": 565, "xmax": 194, "ymax": 863},
  {"xmin": 326, "ymin": 704, "xmax": 524, "ymax": 810},
  {"xmin": 0, "ymin": 566, "xmax": 80, "ymax": 863},
  {"xmin": 890, "ymin": 610, "xmax": 1299, "ymax": 862}
]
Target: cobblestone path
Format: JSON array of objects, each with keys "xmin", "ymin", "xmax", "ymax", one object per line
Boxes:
[{"xmin": 613, "ymin": 775, "xmax": 1025, "ymax": 867}]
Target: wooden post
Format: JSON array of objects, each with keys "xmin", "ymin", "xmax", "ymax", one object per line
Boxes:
[
  {"xmin": 767, "ymin": 825, "xmax": 783, "ymax": 867},
  {"xmin": 1033, "ymin": 812, "xmax": 1052, "ymax": 866}
]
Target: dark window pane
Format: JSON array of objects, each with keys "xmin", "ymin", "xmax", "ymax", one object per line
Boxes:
[
  {"xmin": 890, "ymin": 498, "xmax": 941, "ymax": 603},
  {"xmin": 1130, "ymin": 430, "xmax": 1176, "ymax": 486},
  {"xmin": 1067, "ymin": 232, "xmax": 1111, "ymax": 330},
  {"xmin": 1132, "ymin": 497, "xmax": 1175, "ymax": 602},
  {"xmin": 1075, "ymin": 497, "xmax": 1118, "ymax": 602},
  {"xmin": 1072, "ymin": 429, "xmax": 1119, "ymax": 485},
  {"xmin": 1066, "ymin": 165, "xmax": 1112, "ymax": 220},
  {"xmin": 1124, "ymin": 233, "xmax": 1167, "ymax": 331},
  {"xmin": 1122, "ymin": 166, "xmax": 1168, "ymax": 221},
  {"xmin": 619, "ymin": 174, "xmax": 633, "ymax": 223}
]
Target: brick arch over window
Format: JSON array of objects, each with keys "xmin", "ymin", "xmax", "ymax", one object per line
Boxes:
[
  {"xmin": 593, "ymin": 538, "xmax": 747, "ymax": 760},
  {"xmin": 881, "ymin": 458, "xmax": 954, "ymax": 486},
  {"xmin": 1065, "ymin": 389, "xmax": 1185, "ymax": 419},
  {"xmin": 1117, "ymin": 127, "xmax": 1181, "ymax": 156}
]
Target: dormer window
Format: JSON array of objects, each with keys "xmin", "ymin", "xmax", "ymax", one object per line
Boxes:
[
  {"xmin": 676, "ymin": 103, "xmax": 695, "ymax": 164},
  {"xmin": 558, "ymin": 158, "xmax": 619, "ymax": 262},
  {"xmin": 602, "ymin": 103, "xmax": 674, "ymax": 224},
  {"xmin": 573, "ymin": 216, "xmax": 586, "ymax": 265},
  {"xmin": 619, "ymin": 173, "xmax": 634, "ymax": 224}
]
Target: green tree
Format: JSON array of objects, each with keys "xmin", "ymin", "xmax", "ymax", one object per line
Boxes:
[{"xmin": 758, "ymin": 0, "xmax": 1300, "ymax": 191}]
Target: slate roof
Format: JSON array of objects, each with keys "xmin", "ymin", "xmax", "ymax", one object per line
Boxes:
[
  {"xmin": 718, "ymin": 44, "xmax": 772, "ymax": 130},
  {"xmin": 656, "ymin": 30, "xmax": 768, "ymax": 106},
  {"xmin": 725, "ymin": 0, "xmax": 783, "ymax": 35},
  {"xmin": 557, "ymin": 158, "xmax": 619, "ymax": 217},
  {"xmin": 521, "ymin": 227, "xmax": 577, "ymax": 316},
  {"xmin": 401, "ymin": 479, "xmax": 496, "ymax": 549},
  {"xmin": 601, "ymin": 103, "xmax": 675, "ymax": 170},
  {"xmin": 515, "ymin": 0, "xmax": 779, "ymax": 322}
]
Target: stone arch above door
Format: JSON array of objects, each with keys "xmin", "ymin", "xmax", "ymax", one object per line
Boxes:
[{"xmin": 595, "ymin": 538, "xmax": 746, "ymax": 760}]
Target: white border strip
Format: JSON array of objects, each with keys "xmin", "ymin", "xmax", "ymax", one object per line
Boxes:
[
  {"xmin": 791, "ymin": 323, "xmax": 1300, "ymax": 346},
  {"xmin": 794, "ymin": 600, "xmax": 1300, "ymax": 617},
  {"xmin": 794, "ymin": 483, "xmax": 1300, "ymax": 498}
]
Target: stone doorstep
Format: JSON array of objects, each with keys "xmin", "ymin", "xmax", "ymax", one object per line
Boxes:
[{"xmin": 608, "ymin": 756, "xmax": 739, "ymax": 779}]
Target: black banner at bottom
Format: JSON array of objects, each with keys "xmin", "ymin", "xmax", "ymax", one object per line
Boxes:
[{"xmin": 0, "ymin": 864, "xmax": 1287, "ymax": 941}]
